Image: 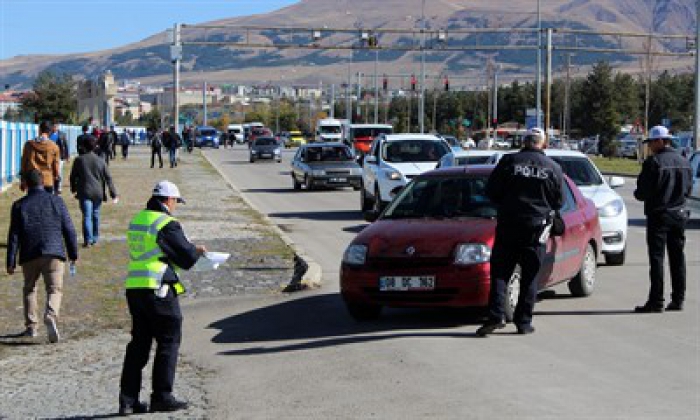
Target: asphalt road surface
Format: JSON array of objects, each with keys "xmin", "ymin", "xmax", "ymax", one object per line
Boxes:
[{"xmin": 182, "ymin": 146, "xmax": 699, "ymax": 419}]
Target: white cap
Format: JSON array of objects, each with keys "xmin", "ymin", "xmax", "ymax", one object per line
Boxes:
[
  {"xmin": 646, "ymin": 125, "xmax": 672, "ymax": 142},
  {"xmin": 152, "ymin": 180, "xmax": 185, "ymax": 203},
  {"xmin": 526, "ymin": 127, "xmax": 546, "ymax": 142}
]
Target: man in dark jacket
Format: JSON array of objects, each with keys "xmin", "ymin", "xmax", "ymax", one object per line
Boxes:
[
  {"xmin": 477, "ymin": 127, "xmax": 564, "ymax": 336},
  {"xmin": 633, "ymin": 125, "xmax": 693, "ymax": 313},
  {"xmin": 150, "ymin": 129, "xmax": 164, "ymax": 168},
  {"xmin": 162, "ymin": 126, "xmax": 182, "ymax": 168},
  {"xmin": 119, "ymin": 180, "xmax": 206, "ymax": 415},
  {"xmin": 69, "ymin": 136, "xmax": 119, "ymax": 247},
  {"xmin": 49, "ymin": 124, "xmax": 70, "ymax": 194},
  {"xmin": 77, "ymin": 125, "xmax": 95, "ymax": 156},
  {"xmin": 6, "ymin": 170, "xmax": 78, "ymax": 342},
  {"xmin": 98, "ymin": 126, "xmax": 117, "ymax": 166}
]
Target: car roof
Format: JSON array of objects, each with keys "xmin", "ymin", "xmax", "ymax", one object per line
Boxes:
[
  {"xmin": 350, "ymin": 124, "xmax": 392, "ymax": 128},
  {"xmin": 447, "ymin": 150, "xmax": 500, "ymax": 158},
  {"xmin": 383, "ymin": 133, "xmax": 443, "ymax": 142},
  {"xmin": 543, "ymin": 149, "xmax": 588, "ymax": 158},
  {"xmin": 302, "ymin": 142, "xmax": 349, "ymax": 148},
  {"xmin": 421, "ymin": 165, "xmax": 496, "ymax": 178}
]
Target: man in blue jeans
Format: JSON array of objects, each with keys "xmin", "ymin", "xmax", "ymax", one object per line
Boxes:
[
  {"xmin": 69, "ymin": 136, "xmax": 119, "ymax": 247},
  {"xmin": 163, "ymin": 126, "xmax": 182, "ymax": 168}
]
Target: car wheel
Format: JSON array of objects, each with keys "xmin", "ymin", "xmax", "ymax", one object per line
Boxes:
[
  {"xmin": 361, "ymin": 184, "xmax": 374, "ymax": 212},
  {"xmin": 604, "ymin": 248, "xmax": 625, "ymax": 266},
  {"xmin": 250, "ymin": 157, "xmax": 255, "ymax": 163},
  {"xmin": 372, "ymin": 185, "xmax": 384, "ymax": 214},
  {"xmin": 569, "ymin": 243, "xmax": 597, "ymax": 297},
  {"xmin": 292, "ymin": 175, "xmax": 301, "ymax": 190},
  {"xmin": 504, "ymin": 266, "xmax": 521, "ymax": 323},
  {"xmin": 345, "ymin": 302, "xmax": 382, "ymax": 321},
  {"xmin": 305, "ymin": 176, "xmax": 314, "ymax": 191}
]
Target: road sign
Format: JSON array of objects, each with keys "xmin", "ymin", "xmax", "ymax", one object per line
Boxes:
[
  {"xmin": 662, "ymin": 118, "xmax": 671, "ymax": 128},
  {"xmin": 462, "ymin": 119, "xmax": 471, "ymax": 127}
]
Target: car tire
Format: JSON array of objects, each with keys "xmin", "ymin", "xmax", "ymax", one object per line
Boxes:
[
  {"xmin": 568, "ymin": 243, "xmax": 597, "ymax": 297},
  {"xmin": 372, "ymin": 185, "xmax": 384, "ymax": 214},
  {"xmin": 345, "ymin": 302, "xmax": 382, "ymax": 321},
  {"xmin": 604, "ymin": 248, "xmax": 625, "ymax": 266},
  {"xmin": 504, "ymin": 266, "xmax": 521, "ymax": 323},
  {"xmin": 250, "ymin": 157, "xmax": 255, "ymax": 163},
  {"xmin": 292, "ymin": 175, "xmax": 301, "ymax": 190},
  {"xmin": 305, "ymin": 176, "xmax": 314, "ymax": 191},
  {"xmin": 361, "ymin": 184, "xmax": 374, "ymax": 212},
  {"xmin": 353, "ymin": 184, "xmax": 361, "ymax": 191}
]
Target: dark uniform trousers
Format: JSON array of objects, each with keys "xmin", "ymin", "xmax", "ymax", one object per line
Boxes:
[
  {"xmin": 151, "ymin": 147, "xmax": 163, "ymax": 168},
  {"xmin": 120, "ymin": 286, "xmax": 182, "ymax": 402},
  {"xmin": 487, "ymin": 224, "xmax": 545, "ymax": 326},
  {"xmin": 646, "ymin": 210, "xmax": 687, "ymax": 306}
]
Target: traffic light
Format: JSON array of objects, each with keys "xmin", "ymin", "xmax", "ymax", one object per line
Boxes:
[
  {"xmin": 444, "ymin": 76, "xmax": 449, "ymax": 92},
  {"xmin": 411, "ymin": 75, "xmax": 416, "ymax": 91},
  {"xmin": 383, "ymin": 75, "xmax": 388, "ymax": 91},
  {"xmin": 492, "ymin": 118, "xmax": 498, "ymax": 126}
]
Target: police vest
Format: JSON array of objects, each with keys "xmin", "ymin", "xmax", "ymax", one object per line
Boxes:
[{"xmin": 126, "ymin": 210, "xmax": 185, "ymax": 295}]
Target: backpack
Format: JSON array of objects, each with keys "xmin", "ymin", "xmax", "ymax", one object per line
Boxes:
[{"xmin": 151, "ymin": 133, "xmax": 162, "ymax": 148}]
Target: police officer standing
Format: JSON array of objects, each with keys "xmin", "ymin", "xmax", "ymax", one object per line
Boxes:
[
  {"xmin": 633, "ymin": 125, "xmax": 692, "ymax": 313},
  {"xmin": 477, "ymin": 128, "xmax": 564, "ymax": 336},
  {"xmin": 119, "ymin": 180, "xmax": 206, "ymax": 414}
]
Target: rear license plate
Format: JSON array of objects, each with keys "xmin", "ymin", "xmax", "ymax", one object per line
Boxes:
[
  {"xmin": 329, "ymin": 177, "xmax": 347, "ymax": 183},
  {"xmin": 379, "ymin": 276, "xmax": 435, "ymax": 291},
  {"xmin": 261, "ymin": 153, "xmax": 272, "ymax": 158}
]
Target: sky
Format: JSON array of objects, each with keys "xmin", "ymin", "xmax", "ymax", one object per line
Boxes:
[{"xmin": 0, "ymin": 0, "xmax": 298, "ymax": 59}]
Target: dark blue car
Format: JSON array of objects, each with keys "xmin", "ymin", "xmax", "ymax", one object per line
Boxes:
[{"xmin": 195, "ymin": 126, "xmax": 220, "ymax": 148}]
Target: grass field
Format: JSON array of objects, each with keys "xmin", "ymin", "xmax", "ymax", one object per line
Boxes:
[{"xmin": 590, "ymin": 156, "xmax": 642, "ymax": 176}]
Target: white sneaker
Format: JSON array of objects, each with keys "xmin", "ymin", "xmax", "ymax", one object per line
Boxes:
[{"xmin": 45, "ymin": 317, "xmax": 60, "ymax": 343}]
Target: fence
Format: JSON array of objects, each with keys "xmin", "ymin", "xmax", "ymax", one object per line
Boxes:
[{"xmin": 0, "ymin": 121, "xmax": 81, "ymax": 192}]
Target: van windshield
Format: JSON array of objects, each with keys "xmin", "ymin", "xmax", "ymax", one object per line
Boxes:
[{"xmin": 320, "ymin": 126, "xmax": 341, "ymax": 134}]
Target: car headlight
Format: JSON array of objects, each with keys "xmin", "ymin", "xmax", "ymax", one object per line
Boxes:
[
  {"xmin": 312, "ymin": 170, "xmax": 325, "ymax": 176},
  {"xmin": 598, "ymin": 199, "xmax": 624, "ymax": 217},
  {"xmin": 385, "ymin": 171, "xmax": 402, "ymax": 180},
  {"xmin": 274, "ymin": 149, "xmax": 281, "ymax": 154},
  {"xmin": 251, "ymin": 150, "xmax": 257, "ymax": 154},
  {"xmin": 343, "ymin": 244, "xmax": 367, "ymax": 265},
  {"xmin": 454, "ymin": 243, "xmax": 491, "ymax": 265}
]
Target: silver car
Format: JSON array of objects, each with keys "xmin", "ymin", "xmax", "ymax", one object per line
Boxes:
[
  {"xmin": 291, "ymin": 143, "xmax": 362, "ymax": 190},
  {"xmin": 249, "ymin": 137, "xmax": 282, "ymax": 163}
]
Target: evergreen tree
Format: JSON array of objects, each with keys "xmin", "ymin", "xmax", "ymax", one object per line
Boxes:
[
  {"xmin": 20, "ymin": 70, "xmax": 77, "ymax": 123},
  {"xmin": 579, "ymin": 61, "xmax": 619, "ymax": 155}
]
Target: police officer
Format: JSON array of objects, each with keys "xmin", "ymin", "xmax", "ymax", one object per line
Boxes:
[
  {"xmin": 119, "ymin": 180, "xmax": 206, "ymax": 414},
  {"xmin": 477, "ymin": 128, "xmax": 563, "ymax": 336},
  {"xmin": 633, "ymin": 125, "xmax": 692, "ymax": 313}
]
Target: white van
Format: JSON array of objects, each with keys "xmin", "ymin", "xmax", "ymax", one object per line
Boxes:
[
  {"xmin": 316, "ymin": 119, "xmax": 343, "ymax": 143},
  {"xmin": 227, "ymin": 124, "xmax": 244, "ymax": 144}
]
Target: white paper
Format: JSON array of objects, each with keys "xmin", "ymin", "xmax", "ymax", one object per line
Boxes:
[{"xmin": 191, "ymin": 251, "xmax": 231, "ymax": 271}]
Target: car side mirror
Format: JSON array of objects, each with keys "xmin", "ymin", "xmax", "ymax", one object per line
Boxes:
[
  {"xmin": 608, "ymin": 176, "xmax": 625, "ymax": 188},
  {"xmin": 365, "ymin": 155, "xmax": 377, "ymax": 164}
]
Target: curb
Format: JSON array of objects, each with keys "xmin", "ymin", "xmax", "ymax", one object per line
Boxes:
[{"xmin": 201, "ymin": 151, "xmax": 322, "ymax": 291}]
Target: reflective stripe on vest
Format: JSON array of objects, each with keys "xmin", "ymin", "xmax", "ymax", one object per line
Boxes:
[{"xmin": 125, "ymin": 210, "xmax": 186, "ymax": 295}]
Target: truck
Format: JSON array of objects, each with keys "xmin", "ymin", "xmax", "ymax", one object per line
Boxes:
[
  {"xmin": 343, "ymin": 123, "xmax": 393, "ymax": 157},
  {"xmin": 315, "ymin": 119, "xmax": 343, "ymax": 143}
]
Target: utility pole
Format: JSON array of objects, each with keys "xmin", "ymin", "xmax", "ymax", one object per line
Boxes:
[
  {"xmin": 203, "ymin": 81, "xmax": 208, "ymax": 126},
  {"xmin": 419, "ymin": 0, "xmax": 427, "ymax": 133},
  {"xmin": 545, "ymin": 28, "xmax": 553, "ymax": 140},
  {"xmin": 694, "ymin": 0, "xmax": 700, "ymax": 150},
  {"xmin": 330, "ymin": 84, "xmax": 336, "ymax": 119},
  {"xmin": 492, "ymin": 64, "xmax": 499, "ymax": 136},
  {"xmin": 356, "ymin": 72, "xmax": 363, "ymax": 123},
  {"xmin": 170, "ymin": 23, "xmax": 182, "ymax": 132},
  {"xmin": 563, "ymin": 53, "xmax": 572, "ymax": 138},
  {"xmin": 536, "ymin": 0, "xmax": 542, "ymax": 129},
  {"xmin": 374, "ymin": 49, "xmax": 379, "ymax": 124}
]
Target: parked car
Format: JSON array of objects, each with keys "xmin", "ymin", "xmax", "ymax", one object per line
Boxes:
[
  {"xmin": 672, "ymin": 132, "xmax": 694, "ymax": 158},
  {"xmin": 195, "ymin": 126, "xmax": 220, "ymax": 148},
  {"xmin": 249, "ymin": 136, "xmax": 282, "ymax": 163},
  {"xmin": 616, "ymin": 135, "xmax": 641, "ymax": 159},
  {"xmin": 361, "ymin": 134, "xmax": 451, "ymax": 218},
  {"xmin": 288, "ymin": 130, "xmax": 306, "ymax": 148},
  {"xmin": 487, "ymin": 150, "xmax": 628, "ymax": 265},
  {"xmin": 688, "ymin": 151, "xmax": 700, "ymax": 218},
  {"xmin": 439, "ymin": 135, "xmax": 462, "ymax": 152},
  {"xmin": 291, "ymin": 143, "xmax": 362, "ymax": 190},
  {"xmin": 341, "ymin": 165, "xmax": 602, "ymax": 321}
]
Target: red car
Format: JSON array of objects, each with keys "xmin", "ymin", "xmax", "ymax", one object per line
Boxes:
[{"xmin": 340, "ymin": 166, "xmax": 602, "ymax": 321}]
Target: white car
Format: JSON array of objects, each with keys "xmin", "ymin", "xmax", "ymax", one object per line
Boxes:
[
  {"xmin": 361, "ymin": 134, "xmax": 451, "ymax": 219},
  {"xmin": 688, "ymin": 151, "xmax": 700, "ymax": 218},
  {"xmin": 437, "ymin": 150, "xmax": 502, "ymax": 168},
  {"xmin": 488, "ymin": 149, "xmax": 628, "ymax": 265}
]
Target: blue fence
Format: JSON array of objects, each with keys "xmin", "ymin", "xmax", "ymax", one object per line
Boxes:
[{"xmin": 0, "ymin": 121, "xmax": 80, "ymax": 192}]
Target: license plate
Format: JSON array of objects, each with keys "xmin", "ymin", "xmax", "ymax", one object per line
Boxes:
[
  {"xmin": 379, "ymin": 276, "xmax": 435, "ymax": 291},
  {"xmin": 262, "ymin": 153, "xmax": 272, "ymax": 158},
  {"xmin": 329, "ymin": 177, "xmax": 347, "ymax": 183}
]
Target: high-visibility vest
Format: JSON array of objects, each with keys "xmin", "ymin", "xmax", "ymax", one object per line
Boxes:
[{"xmin": 125, "ymin": 210, "xmax": 185, "ymax": 295}]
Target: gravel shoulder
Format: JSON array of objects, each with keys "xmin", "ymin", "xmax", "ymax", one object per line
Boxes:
[{"xmin": 0, "ymin": 147, "xmax": 297, "ymax": 418}]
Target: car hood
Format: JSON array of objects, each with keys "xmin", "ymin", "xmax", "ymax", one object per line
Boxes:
[
  {"xmin": 576, "ymin": 184, "xmax": 623, "ymax": 208},
  {"xmin": 386, "ymin": 162, "xmax": 438, "ymax": 175},
  {"xmin": 308, "ymin": 161, "xmax": 360, "ymax": 170},
  {"xmin": 356, "ymin": 219, "xmax": 495, "ymax": 259}
]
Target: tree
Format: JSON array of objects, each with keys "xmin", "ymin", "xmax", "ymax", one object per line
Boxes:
[
  {"xmin": 140, "ymin": 108, "xmax": 161, "ymax": 131},
  {"xmin": 20, "ymin": 70, "xmax": 77, "ymax": 123},
  {"xmin": 613, "ymin": 73, "xmax": 642, "ymax": 125},
  {"xmin": 578, "ymin": 61, "xmax": 619, "ymax": 155}
]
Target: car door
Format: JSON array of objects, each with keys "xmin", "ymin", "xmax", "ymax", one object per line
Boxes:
[
  {"xmin": 553, "ymin": 180, "xmax": 588, "ymax": 284},
  {"xmin": 363, "ymin": 138, "xmax": 382, "ymax": 197},
  {"xmin": 291, "ymin": 148, "xmax": 302, "ymax": 180}
]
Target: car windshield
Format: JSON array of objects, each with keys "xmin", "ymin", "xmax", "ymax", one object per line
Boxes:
[
  {"xmin": 456, "ymin": 155, "xmax": 492, "ymax": 166},
  {"xmin": 550, "ymin": 156, "xmax": 603, "ymax": 187},
  {"xmin": 255, "ymin": 138, "xmax": 277, "ymax": 146},
  {"xmin": 383, "ymin": 140, "xmax": 449, "ymax": 163},
  {"xmin": 306, "ymin": 146, "xmax": 353, "ymax": 162},
  {"xmin": 353, "ymin": 127, "xmax": 392, "ymax": 138},
  {"xmin": 383, "ymin": 175, "xmax": 496, "ymax": 219},
  {"xmin": 200, "ymin": 129, "xmax": 216, "ymax": 136},
  {"xmin": 320, "ymin": 126, "xmax": 341, "ymax": 134}
]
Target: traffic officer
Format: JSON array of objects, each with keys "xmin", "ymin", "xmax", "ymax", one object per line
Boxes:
[
  {"xmin": 119, "ymin": 180, "xmax": 206, "ymax": 415},
  {"xmin": 477, "ymin": 127, "xmax": 563, "ymax": 336},
  {"xmin": 633, "ymin": 125, "xmax": 692, "ymax": 313}
]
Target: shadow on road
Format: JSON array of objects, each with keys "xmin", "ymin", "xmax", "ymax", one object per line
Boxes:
[
  {"xmin": 242, "ymin": 188, "xmax": 296, "ymax": 194},
  {"xmin": 208, "ymin": 293, "xmax": 485, "ymax": 355},
  {"xmin": 268, "ymin": 210, "xmax": 363, "ymax": 222},
  {"xmin": 533, "ymin": 309, "xmax": 637, "ymax": 316},
  {"xmin": 629, "ymin": 217, "xmax": 700, "ymax": 230},
  {"xmin": 342, "ymin": 224, "xmax": 368, "ymax": 234}
]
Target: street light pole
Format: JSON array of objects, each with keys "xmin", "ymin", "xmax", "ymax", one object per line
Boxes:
[
  {"xmin": 536, "ymin": 0, "xmax": 542, "ymax": 129},
  {"xmin": 171, "ymin": 23, "xmax": 182, "ymax": 132},
  {"xmin": 374, "ymin": 49, "xmax": 379, "ymax": 124},
  {"xmin": 419, "ymin": 0, "xmax": 426, "ymax": 133}
]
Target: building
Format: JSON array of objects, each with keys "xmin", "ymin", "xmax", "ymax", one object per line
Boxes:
[
  {"xmin": 0, "ymin": 91, "xmax": 23, "ymax": 118},
  {"xmin": 77, "ymin": 70, "xmax": 117, "ymax": 126}
]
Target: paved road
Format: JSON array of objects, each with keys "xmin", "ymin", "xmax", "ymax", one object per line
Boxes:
[{"xmin": 183, "ymin": 146, "xmax": 699, "ymax": 419}]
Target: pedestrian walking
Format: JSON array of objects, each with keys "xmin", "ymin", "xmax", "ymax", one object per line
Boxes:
[
  {"xmin": 118, "ymin": 180, "xmax": 206, "ymax": 415},
  {"xmin": 49, "ymin": 124, "xmax": 70, "ymax": 194},
  {"xmin": 150, "ymin": 129, "xmax": 164, "ymax": 168},
  {"xmin": 69, "ymin": 136, "xmax": 119, "ymax": 247},
  {"xmin": 77, "ymin": 125, "xmax": 95, "ymax": 156},
  {"xmin": 163, "ymin": 126, "xmax": 182, "ymax": 168},
  {"xmin": 119, "ymin": 130, "xmax": 130, "ymax": 159},
  {"xmin": 633, "ymin": 126, "xmax": 693, "ymax": 313},
  {"xmin": 20, "ymin": 121, "xmax": 60, "ymax": 194},
  {"xmin": 6, "ymin": 169, "xmax": 78, "ymax": 342},
  {"xmin": 476, "ymin": 127, "xmax": 564, "ymax": 336},
  {"xmin": 98, "ymin": 126, "xmax": 117, "ymax": 166}
]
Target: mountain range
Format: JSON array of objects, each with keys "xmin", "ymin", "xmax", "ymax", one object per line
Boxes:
[{"xmin": 1, "ymin": 0, "xmax": 697, "ymax": 88}]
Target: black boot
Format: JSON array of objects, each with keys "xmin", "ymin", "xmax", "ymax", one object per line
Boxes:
[{"xmin": 150, "ymin": 396, "xmax": 188, "ymax": 413}]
